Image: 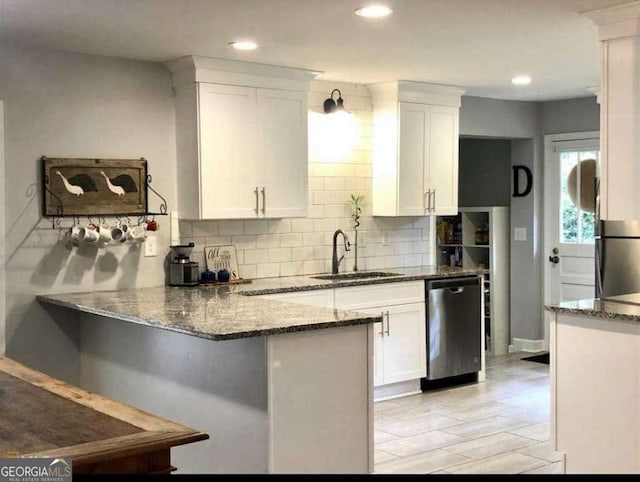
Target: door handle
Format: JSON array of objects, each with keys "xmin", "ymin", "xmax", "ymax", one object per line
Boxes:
[
  {"xmin": 261, "ymin": 187, "xmax": 266, "ymax": 215},
  {"xmin": 549, "ymin": 255, "xmax": 560, "ymax": 264},
  {"xmin": 385, "ymin": 311, "xmax": 390, "ymax": 336},
  {"xmin": 379, "ymin": 312, "xmax": 385, "ymax": 337},
  {"xmin": 254, "ymin": 187, "xmax": 259, "ymax": 215}
]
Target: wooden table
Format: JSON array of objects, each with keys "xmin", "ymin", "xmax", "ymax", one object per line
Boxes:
[{"xmin": 0, "ymin": 357, "xmax": 208, "ymax": 474}]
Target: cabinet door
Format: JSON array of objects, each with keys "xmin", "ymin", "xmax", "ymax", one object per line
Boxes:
[
  {"xmin": 428, "ymin": 105, "xmax": 459, "ymax": 216},
  {"xmin": 198, "ymin": 83, "xmax": 260, "ymax": 219},
  {"xmin": 398, "ymin": 102, "xmax": 429, "ymax": 216},
  {"xmin": 258, "ymin": 88, "xmax": 308, "ymax": 218},
  {"xmin": 381, "ymin": 302, "xmax": 427, "ymax": 384}
]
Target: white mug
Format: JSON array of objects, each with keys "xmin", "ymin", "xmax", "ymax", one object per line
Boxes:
[
  {"xmin": 83, "ymin": 224, "xmax": 100, "ymax": 244},
  {"xmin": 129, "ymin": 224, "xmax": 147, "ymax": 242},
  {"xmin": 98, "ymin": 222, "xmax": 112, "ymax": 244},
  {"xmin": 110, "ymin": 224, "xmax": 127, "ymax": 244},
  {"xmin": 69, "ymin": 224, "xmax": 85, "ymax": 246}
]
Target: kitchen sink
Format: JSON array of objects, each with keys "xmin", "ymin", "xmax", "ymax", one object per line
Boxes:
[{"xmin": 311, "ymin": 271, "xmax": 401, "ymax": 281}]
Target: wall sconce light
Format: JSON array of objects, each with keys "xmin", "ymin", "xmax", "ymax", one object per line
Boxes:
[{"xmin": 323, "ymin": 89, "xmax": 347, "ymax": 114}]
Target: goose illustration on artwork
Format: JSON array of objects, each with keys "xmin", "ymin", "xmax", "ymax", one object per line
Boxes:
[
  {"xmin": 55, "ymin": 171, "xmax": 97, "ymax": 196},
  {"xmin": 100, "ymin": 171, "xmax": 138, "ymax": 196}
]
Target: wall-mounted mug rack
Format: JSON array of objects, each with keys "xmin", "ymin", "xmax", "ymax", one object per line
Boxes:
[{"xmin": 41, "ymin": 156, "xmax": 169, "ymax": 229}]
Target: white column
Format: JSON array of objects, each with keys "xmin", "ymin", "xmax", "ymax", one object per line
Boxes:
[{"xmin": 585, "ymin": 2, "xmax": 640, "ymax": 220}]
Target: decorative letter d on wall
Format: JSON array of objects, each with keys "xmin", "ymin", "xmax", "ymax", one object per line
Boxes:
[{"xmin": 513, "ymin": 165, "xmax": 533, "ymax": 197}]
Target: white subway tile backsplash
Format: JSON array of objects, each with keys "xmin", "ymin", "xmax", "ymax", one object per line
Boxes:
[
  {"xmin": 280, "ymin": 261, "xmax": 304, "ymax": 277},
  {"xmin": 303, "ymin": 260, "xmax": 325, "ymax": 274},
  {"xmin": 313, "ymin": 246, "xmax": 332, "ymax": 260},
  {"xmin": 218, "ymin": 220, "xmax": 244, "ymax": 235},
  {"xmin": 178, "ymin": 220, "xmax": 193, "ymax": 237},
  {"xmin": 244, "ymin": 249, "xmax": 269, "ymax": 265},
  {"xmin": 324, "ymin": 177, "xmax": 345, "ymax": 191},
  {"xmin": 303, "ymin": 232, "xmax": 326, "ymax": 247},
  {"xmin": 313, "ymin": 218, "xmax": 336, "ymax": 232},
  {"xmin": 384, "ymin": 255, "xmax": 404, "ymax": 269},
  {"xmin": 394, "ymin": 242, "xmax": 414, "ymax": 255},
  {"xmin": 292, "ymin": 246, "xmax": 314, "ymax": 261},
  {"xmin": 376, "ymin": 244, "xmax": 394, "ymax": 257},
  {"xmin": 308, "ymin": 205, "xmax": 325, "ymax": 218},
  {"xmin": 366, "ymin": 256, "xmax": 385, "ymax": 270},
  {"xmin": 257, "ymin": 263, "xmax": 280, "ymax": 278},
  {"xmin": 413, "ymin": 241, "xmax": 429, "ymax": 254},
  {"xmin": 256, "ymin": 235, "xmax": 280, "ymax": 249},
  {"xmin": 313, "ymin": 191, "xmax": 335, "ymax": 205},
  {"xmin": 244, "ymin": 219, "xmax": 269, "ymax": 235},
  {"xmin": 269, "ymin": 247, "xmax": 292, "ymax": 263},
  {"xmin": 240, "ymin": 264, "xmax": 257, "ymax": 279},
  {"xmin": 205, "ymin": 236, "xmax": 232, "ymax": 246},
  {"xmin": 279, "ymin": 233, "xmax": 303, "ymax": 247},
  {"xmin": 232, "ymin": 235, "xmax": 257, "ymax": 250},
  {"xmin": 324, "ymin": 204, "xmax": 346, "ymax": 218},
  {"xmin": 291, "ymin": 218, "xmax": 315, "ymax": 233},
  {"xmin": 192, "ymin": 220, "xmax": 219, "ymax": 237},
  {"xmin": 403, "ymin": 254, "xmax": 422, "ymax": 267},
  {"xmin": 308, "ymin": 176, "xmax": 324, "ymax": 191},
  {"xmin": 268, "ymin": 219, "xmax": 291, "ymax": 234}
]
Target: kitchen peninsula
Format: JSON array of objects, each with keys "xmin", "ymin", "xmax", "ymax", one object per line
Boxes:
[
  {"xmin": 547, "ymin": 295, "xmax": 640, "ymax": 473},
  {"xmin": 37, "ymin": 266, "xmax": 483, "ymax": 474}
]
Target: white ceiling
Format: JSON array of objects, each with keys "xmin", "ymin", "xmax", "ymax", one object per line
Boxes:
[{"xmin": 0, "ymin": 0, "xmax": 630, "ymax": 101}]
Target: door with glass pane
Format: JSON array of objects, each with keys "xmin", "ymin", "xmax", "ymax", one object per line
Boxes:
[{"xmin": 545, "ymin": 136, "xmax": 599, "ymax": 315}]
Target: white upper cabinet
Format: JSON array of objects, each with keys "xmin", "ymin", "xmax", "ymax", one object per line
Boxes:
[
  {"xmin": 166, "ymin": 56, "xmax": 317, "ymax": 220},
  {"xmin": 369, "ymin": 81, "xmax": 464, "ymax": 217}
]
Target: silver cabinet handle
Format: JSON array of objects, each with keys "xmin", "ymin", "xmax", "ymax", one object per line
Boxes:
[
  {"xmin": 431, "ymin": 189, "xmax": 436, "ymax": 213},
  {"xmin": 385, "ymin": 311, "xmax": 390, "ymax": 336},
  {"xmin": 254, "ymin": 187, "xmax": 259, "ymax": 214},
  {"xmin": 425, "ymin": 190, "xmax": 431, "ymax": 212},
  {"xmin": 379, "ymin": 312, "xmax": 385, "ymax": 337},
  {"xmin": 261, "ymin": 187, "xmax": 266, "ymax": 215}
]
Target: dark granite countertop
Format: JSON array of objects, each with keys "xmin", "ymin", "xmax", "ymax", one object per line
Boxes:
[
  {"xmin": 37, "ymin": 266, "xmax": 485, "ymax": 341},
  {"xmin": 545, "ymin": 292, "xmax": 640, "ymax": 323}
]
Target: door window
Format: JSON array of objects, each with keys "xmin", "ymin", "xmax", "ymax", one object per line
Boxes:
[{"xmin": 560, "ymin": 149, "xmax": 598, "ymax": 244}]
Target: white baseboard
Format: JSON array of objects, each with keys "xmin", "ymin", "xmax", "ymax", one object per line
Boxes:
[
  {"xmin": 509, "ymin": 338, "xmax": 546, "ymax": 353},
  {"xmin": 374, "ymin": 379, "xmax": 422, "ymax": 402}
]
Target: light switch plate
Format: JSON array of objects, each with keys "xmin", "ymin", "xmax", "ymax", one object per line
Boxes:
[
  {"xmin": 144, "ymin": 234, "xmax": 157, "ymax": 257},
  {"xmin": 514, "ymin": 227, "xmax": 527, "ymax": 242}
]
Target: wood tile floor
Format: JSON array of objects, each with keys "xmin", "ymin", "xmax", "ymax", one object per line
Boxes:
[{"xmin": 374, "ymin": 352, "xmax": 561, "ymax": 474}]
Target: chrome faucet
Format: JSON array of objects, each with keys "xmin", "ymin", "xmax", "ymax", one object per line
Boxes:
[{"xmin": 332, "ymin": 229, "xmax": 351, "ymax": 274}]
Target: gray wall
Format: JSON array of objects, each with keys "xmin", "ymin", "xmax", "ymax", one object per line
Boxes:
[
  {"xmin": 541, "ymin": 96, "xmax": 600, "ymax": 135},
  {"xmin": 460, "ymin": 95, "xmax": 600, "ymax": 345},
  {"xmin": 459, "ymin": 138, "xmax": 511, "ymax": 207},
  {"xmin": 0, "ymin": 43, "xmax": 177, "ymax": 381}
]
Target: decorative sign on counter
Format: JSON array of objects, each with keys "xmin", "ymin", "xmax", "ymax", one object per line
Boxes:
[
  {"xmin": 42, "ymin": 157, "xmax": 148, "ymax": 216},
  {"xmin": 205, "ymin": 245, "xmax": 240, "ymax": 280}
]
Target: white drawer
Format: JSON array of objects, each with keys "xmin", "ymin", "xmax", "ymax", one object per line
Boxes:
[
  {"xmin": 260, "ymin": 289, "xmax": 334, "ymax": 308},
  {"xmin": 334, "ymin": 281, "xmax": 425, "ymax": 310}
]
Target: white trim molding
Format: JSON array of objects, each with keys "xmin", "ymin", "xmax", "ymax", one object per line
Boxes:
[
  {"xmin": 509, "ymin": 338, "xmax": 546, "ymax": 354},
  {"xmin": 583, "ymin": 1, "xmax": 640, "ymax": 41}
]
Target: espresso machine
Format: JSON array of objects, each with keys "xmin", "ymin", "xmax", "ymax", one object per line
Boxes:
[{"xmin": 169, "ymin": 242, "xmax": 200, "ymax": 287}]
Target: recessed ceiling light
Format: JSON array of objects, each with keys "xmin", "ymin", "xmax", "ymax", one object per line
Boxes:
[
  {"xmin": 355, "ymin": 5, "xmax": 393, "ymax": 18},
  {"xmin": 512, "ymin": 75, "xmax": 532, "ymax": 86},
  {"xmin": 229, "ymin": 41, "xmax": 258, "ymax": 51}
]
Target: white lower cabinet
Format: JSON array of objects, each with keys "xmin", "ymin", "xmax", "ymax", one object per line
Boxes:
[
  {"xmin": 334, "ymin": 282, "xmax": 427, "ymax": 388},
  {"xmin": 357, "ymin": 303, "xmax": 426, "ymax": 387},
  {"xmin": 262, "ymin": 282, "xmax": 427, "ymax": 389}
]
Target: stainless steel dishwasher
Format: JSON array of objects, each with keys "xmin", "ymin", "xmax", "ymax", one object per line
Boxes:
[{"xmin": 426, "ymin": 277, "xmax": 481, "ymax": 380}]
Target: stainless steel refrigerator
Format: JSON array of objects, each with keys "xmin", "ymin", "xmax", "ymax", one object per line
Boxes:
[{"xmin": 596, "ymin": 220, "xmax": 640, "ymax": 298}]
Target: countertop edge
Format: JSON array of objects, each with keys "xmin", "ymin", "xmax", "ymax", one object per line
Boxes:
[
  {"xmin": 37, "ymin": 294, "xmax": 382, "ymax": 341},
  {"xmin": 545, "ymin": 305, "xmax": 640, "ymax": 323}
]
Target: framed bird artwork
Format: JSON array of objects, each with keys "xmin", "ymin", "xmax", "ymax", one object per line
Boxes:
[{"xmin": 42, "ymin": 157, "xmax": 148, "ymax": 216}]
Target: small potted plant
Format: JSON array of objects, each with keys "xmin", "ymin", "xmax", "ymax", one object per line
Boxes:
[{"xmin": 348, "ymin": 193, "xmax": 365, "ymax": 272}]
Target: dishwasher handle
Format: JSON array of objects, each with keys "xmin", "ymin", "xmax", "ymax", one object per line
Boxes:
[
  {"xmin": 448, "ymin": 287, "xmax": 465, "ymax": 294},
  {"xmin": 428, "ymin": 277, "xmax": 479, "ymax": 291}
]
